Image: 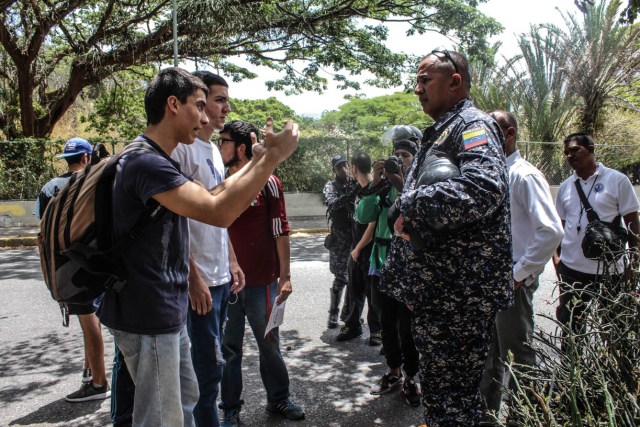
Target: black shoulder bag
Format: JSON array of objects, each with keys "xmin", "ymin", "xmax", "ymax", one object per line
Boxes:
[{"xmin": 574, "ymin": 179, "xmax": 628, "ymax": 262}]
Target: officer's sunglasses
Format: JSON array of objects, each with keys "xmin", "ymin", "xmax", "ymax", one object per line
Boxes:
[{"xmin": 431, "ymin": 50, "xmax": 460, "ymax": 75}]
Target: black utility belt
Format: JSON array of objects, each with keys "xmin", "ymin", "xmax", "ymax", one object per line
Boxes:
[{"xmin": 374, "ymin": 237, "xmax": 391, "ymax": 246}]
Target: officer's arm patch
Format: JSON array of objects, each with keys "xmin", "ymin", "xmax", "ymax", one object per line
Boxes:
[{"xmin": 462, "ymin": 127, "xmax": 488, "ymax": 150}]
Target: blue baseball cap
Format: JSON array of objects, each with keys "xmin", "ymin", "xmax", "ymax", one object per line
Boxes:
[{"xmin": 57, "ymin": 137, "xmax": 93, "ymax": 158}]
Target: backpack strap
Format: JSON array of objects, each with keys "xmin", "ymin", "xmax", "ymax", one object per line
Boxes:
[{"xmin": 64, "ymin": 140, "xmax": 169, "ymax": 291}]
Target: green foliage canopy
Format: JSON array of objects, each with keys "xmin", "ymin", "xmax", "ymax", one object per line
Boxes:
[
  {"xmin": 80, "ymin": 67, "xmax": 153, "ymax": 140},
  {"xmin": 553, "ymin": 0, "xmax": 640, "ymax": 135},
  {"xmin": 0, "ymin": 0, "xmax": 501, "ymax": 138},
  {"xmin": 228, "ymin": 97, "xmax": 298, "ymax": 131},
  {"xmin": 320, "ymin": 92, "xmax": 427, "ymax": 145}
]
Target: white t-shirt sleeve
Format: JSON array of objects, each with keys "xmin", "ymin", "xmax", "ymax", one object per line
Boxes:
[{"xmin": 617, "ymin": 175, "xmax": 640, "ymax": 216}]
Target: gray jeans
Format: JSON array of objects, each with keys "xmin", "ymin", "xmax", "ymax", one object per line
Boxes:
[
  {"xmin": 110, "ymin": 325, "xmax": 199, "ymax": 427},
  {"xmin": 480, "ymin": 278, "xmax": 538, "ymax": 413}
]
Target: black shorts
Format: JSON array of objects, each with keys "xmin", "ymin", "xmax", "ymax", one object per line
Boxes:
[{"xmin": 62, "ymin": 294, "xmax": 104, "ymax": 316}]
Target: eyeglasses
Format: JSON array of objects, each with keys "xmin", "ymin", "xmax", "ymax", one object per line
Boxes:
[
  {"xmin": 216, "ymin": 137, "xmax": 235, "ymax": 147},
  {"xmin": 431, "ymin": 50, "xmax": 460, "ymax": 75}
]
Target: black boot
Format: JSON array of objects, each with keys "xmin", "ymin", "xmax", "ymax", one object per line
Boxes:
[
  {"xmin": 340, "ymin": 287, "xmax": 351, "ymax": 322},
  {"xmin": 327, "ymin": 287, "xmax": 343, "ymax": 329}
]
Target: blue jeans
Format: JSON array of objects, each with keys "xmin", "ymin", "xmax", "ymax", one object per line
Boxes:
[
  {"xmin": 220, "ymin": 281, "xmax": 290, "ymax": 410},
  {"xmin": 110, "ymin": 326, "xmax": 199, "ymax": 427},
  {"xmin": 188, "ymin": 283, "xmax": 230, "ymax": 427},
  {"xmin": 111, "ymin": 344, "xmax": 134, "ymax": 426}
]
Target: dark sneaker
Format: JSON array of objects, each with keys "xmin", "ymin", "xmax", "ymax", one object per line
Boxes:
[
  {"xmin": 81, "ymin": 368, "xmax": 92, "ymax": 384},
  {"xmin": 370, "ymin": 372, "xmax": 403, "ymax": 395},
  {"xmin": 336, "ymin": 325, "xmax": 363, "ymax": 342},
  {"xmin": 266, "ymin": 398, "xmax": 305, "ymax": 421},
  {"xmin": 65, "ymin": 381, "xmax": 111, "ymax": 402},
  {"xmin": 220, "ymin": 408, "xmax": 241, "ymax": 427},
  {"xmin": 402, "ymin": 378, "xmax": 421, "ymax": 407},
  {"xmin": 369, "ymin": 331, "xmax": 382, "ymax": 346}
]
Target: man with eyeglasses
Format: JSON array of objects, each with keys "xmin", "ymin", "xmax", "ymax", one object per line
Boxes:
[
  {"xmin": 217, "ymin": 120, "xmax": 305, "ymax": 426},
  {"xmin": 382, "ymin": 50, "xmax": 513, "ymax": 426},
  {"xmin": 479, "ymin": 111, "xmax": 563, "ymax": 424},
  {"xmin": 98, "ymin": 67, "xmax": 299, "ymax": 427}
]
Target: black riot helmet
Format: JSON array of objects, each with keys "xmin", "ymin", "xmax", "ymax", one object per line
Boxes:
[{"xmin": 381, "ymin": 125, "xmax": 422, "ymax": 148}]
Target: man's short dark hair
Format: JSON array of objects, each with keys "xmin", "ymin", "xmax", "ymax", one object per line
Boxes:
[
  {"xmin": 191, "ymin": 70, "xmax": 228, "ymax": 89},
  {"xmin": 144, "ymin": 67, "xmax": 209, "ymax": 125},
  {"xmin": 64, "ymin": 153, "xmax": 84, "ymax": 166},
  {"xmin": 564, "ymin": 132, "xmax": 595, "ymax": 148},
  {"xmin": 427, "ymin": 50, "xmax": 472, "ymax": 90},
  {"xmin": 351, "ymin": 152, "xmax": 372, "ymax": 174},
  {"xmin": 488, "ymin": 110, "xmax": 518, "ymax": 131},
  {"xmin": 221, "ymin": 120, "xmax": 259, "ymax": 160}
]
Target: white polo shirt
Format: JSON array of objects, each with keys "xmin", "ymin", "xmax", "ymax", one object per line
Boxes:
[
  {"xmin": 508, "ymin": 151, "xmax": 564, "ymax": 284},
  {"xmin": 556, "ymin": 162, "xmax": 639, "ymax": 274},
  {"xmin": 172, "ymin": 138, "xmax": 231, "ymax": 286}
]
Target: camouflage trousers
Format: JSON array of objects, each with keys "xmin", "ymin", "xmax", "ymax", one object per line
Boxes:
[
  {"xmin": 328, "ymin": 228, "xmax": 352, "ymax": 292},
  {"xmin": 412, "ymin": 296, "xmax": 496, "ymax": 427}
]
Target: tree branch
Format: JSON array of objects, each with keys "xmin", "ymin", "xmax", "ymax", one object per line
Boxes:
[{"xmin": 26, "ymin": 0, "xmax": 87, "ymax": 60}]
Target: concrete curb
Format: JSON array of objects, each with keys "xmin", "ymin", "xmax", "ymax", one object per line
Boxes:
[
  {"xmin": 0, "ymin": 237, "xmax": 37, "ymax": 248},
  {"xmin": 0, "ymin": 228, "xmax": 329, "ymax": 248},
  {"xmin": 290, "ymin": 227, "xmax": 329, "ymax": 236}
]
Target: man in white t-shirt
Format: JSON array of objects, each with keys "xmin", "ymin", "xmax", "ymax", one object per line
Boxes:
[
  {"xmin": 553, "ymin": 132, "xmax": 639, "ymax": 335},
  {"xmin": 480, "ymin": 111, "xmax": 563, "ymax": 420},
  {"xmin": 171, "ymin": 71, "xmax": 245, "ymax": 427}
]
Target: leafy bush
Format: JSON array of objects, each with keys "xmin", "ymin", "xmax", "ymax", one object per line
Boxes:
[
  {"xmin": 501, "ymin": 261, "xmax": 640, "ymax": 426},
  {"xmin": 275, "ymin": 135, "xmax": 391, "ymax": 193}
]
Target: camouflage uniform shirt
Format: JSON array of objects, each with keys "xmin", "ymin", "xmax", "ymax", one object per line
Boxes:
[
  {"xmin": 323, "ymin": 178, "xmax": 356, "ymax": 277},
  {"xmin": 381, "ymin": 98, "xmax": 513, "ymax": 311},
  {"xmin": 381, "ymin": 98, "xmax": 513, "ymax": 426}
]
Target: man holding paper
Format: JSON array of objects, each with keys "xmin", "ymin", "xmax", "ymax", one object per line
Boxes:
[{"xmin": 218, "ymin": 120, "xmax": 305, "ymax": 426}]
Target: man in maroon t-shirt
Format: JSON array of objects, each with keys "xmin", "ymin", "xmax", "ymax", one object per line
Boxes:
[{"xmin": 217, "ymin": 120, "xmax": 305, "ymax": 426}]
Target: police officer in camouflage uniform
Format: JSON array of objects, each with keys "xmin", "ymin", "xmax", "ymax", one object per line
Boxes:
[
  {"xmin": 381, "ymin": 50, "xmax": 513, "ymax": 426},
  {"xmin": 323, "ymin": 155, "xmax": 357, "ymax": 329}
]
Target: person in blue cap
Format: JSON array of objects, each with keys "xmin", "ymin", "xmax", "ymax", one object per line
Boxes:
[{"xmin": 33, "ymin": 137, "xmax": 111, "ymax": 403}]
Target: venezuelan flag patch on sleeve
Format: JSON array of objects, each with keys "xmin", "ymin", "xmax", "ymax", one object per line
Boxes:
[{"xmin": 462, "ymin": 127, "xmax": 488, "ymax": 151}]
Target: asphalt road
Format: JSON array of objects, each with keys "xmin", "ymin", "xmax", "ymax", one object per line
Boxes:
[{"xmin": 0, "ymin": 236, "xmax": 560, "ymax": 427}]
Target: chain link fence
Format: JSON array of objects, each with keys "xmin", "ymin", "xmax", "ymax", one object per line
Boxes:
[
  {"xmin": 520, "ymin": 141, "xmax": 640, "ymax": 185},
  {"xmin": 1, "ymin": 139, "xmax": 639, "ymax": 200}
]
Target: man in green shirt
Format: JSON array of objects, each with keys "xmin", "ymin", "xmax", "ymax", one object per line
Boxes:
[{"xmin": 355, "ymin": 126, "xmax": 422, "ymax": 406}]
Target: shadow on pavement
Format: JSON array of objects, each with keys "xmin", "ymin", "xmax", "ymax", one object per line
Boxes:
[
  {"xmin": 236, "ymin": 327, "xmax": 423, "ymax": 426},
  {"xmin": 0, "ymin": 332, "xmax": 81, "ymax": 386},
  {"xmin": 0, "ymin": 249, "xmax": 43, "ymax": 281},
  {"xmin": 290, "ymin": 236, "xmax": 329, "ymax": 263},
  {"xmin": 9, "ymin": 399, "xmax": 109, "ymax": 426},
  {"xmin": 1, "ymin": 330, "xmax": 111, "ymax": 426}
]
